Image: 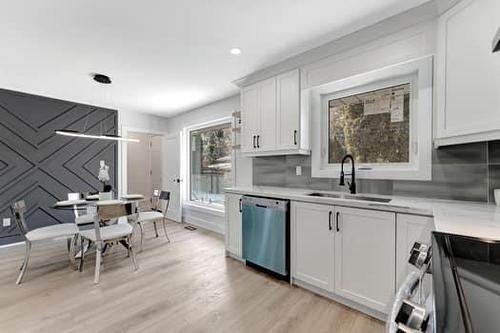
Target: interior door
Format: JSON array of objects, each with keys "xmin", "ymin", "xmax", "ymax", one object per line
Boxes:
[
  {"xmin": 150, "ymin": 135, "xmax": 163, "ymax": 195},
  {"xmin": 163, "ymin": 133, "xmax": 182, "ymax": 222}
]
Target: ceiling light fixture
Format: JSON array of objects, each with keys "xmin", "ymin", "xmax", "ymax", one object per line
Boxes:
[
  {"xmin": 55, "ymin": 130, "xmax": 140, "ymax": 142},
  {"xmin": 93, "ymin": 73, "xmax": 112, "ymax": 84},
  {"xmin": 230, "ymin": 47, "xmax": 242, "ymax": 55},
  {"xmin": 54, "ymin": 74, "xmax": 139, "ymax": 142}
]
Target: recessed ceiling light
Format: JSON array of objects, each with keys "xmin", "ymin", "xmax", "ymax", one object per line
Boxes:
[
  {"xmin": 230, "ymin": 47, "xmax": 241, "ymax": 55},
  {"xmin": 92, "ymin": 73, "xmax": 112, "ymax": 84}
]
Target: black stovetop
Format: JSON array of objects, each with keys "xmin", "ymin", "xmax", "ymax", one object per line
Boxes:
[{"xmin": 432, "ymin": 232, "xmax": 500, "ymax": 333}]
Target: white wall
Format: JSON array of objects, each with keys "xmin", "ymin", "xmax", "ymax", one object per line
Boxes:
[
  {"xmin": 118, "ymin": 110, "xmax": 169, "ymax": 197},
  {"xmin": 165, "ymin": 94, "xmax": 252, "ymax": 234}
]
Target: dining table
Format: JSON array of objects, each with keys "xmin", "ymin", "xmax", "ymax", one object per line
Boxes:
[{"xmin": 51, "ymin": 194, "xmax": 146, "ymax": 263}]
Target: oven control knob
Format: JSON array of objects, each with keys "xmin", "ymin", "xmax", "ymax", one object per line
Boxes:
[
  {"xmin": 408, "ymin": 242, "xmax": 431, "ymax": 269},
  {"xmin": 395, "ymin": 299, "xmax": 429, "ymax": 332}
]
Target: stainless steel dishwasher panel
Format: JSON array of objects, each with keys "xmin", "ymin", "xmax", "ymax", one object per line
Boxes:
[{"xmin": 241, "ymin": 196, "xmax": 289, "ymax": 277}]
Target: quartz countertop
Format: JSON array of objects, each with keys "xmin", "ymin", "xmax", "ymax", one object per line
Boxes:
[{"xmin": 225, "ymin": 186, "xmax": 500, "ymax": 241}]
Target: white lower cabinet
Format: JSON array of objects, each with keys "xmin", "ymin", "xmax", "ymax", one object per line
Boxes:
[
  {"xmin": 396, "ymin": 214, "xmax": 433, "ymax": 290},
  {"xmin": 291, "ymin": 202, "xmax": 334, "ymax": 292},
  {"xmin": 333, "ymin": 207, "xmax": 396, "ymax": 313},
  {"xmin": 225, "ymin": 193, "xmax": 242, "ymax": 258},
  {"xmin": 292, "ymin": 202, "xmax": 396, "ymax": 314}
]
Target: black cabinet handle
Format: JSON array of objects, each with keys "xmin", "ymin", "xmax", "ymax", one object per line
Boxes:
[
  {"xmin": 328, "ymin": 211, "xmax": 333, "ymax": 231},
  {"xmin": 253, "ymin": 135, "xmax": 256, "ymax": 149},
  {"xmin": 293, "ymin": 130, "xmax": 297, "ymax": 145},
  {"xmin": 239, "ymin": 199, "xmax": 242, "ymax": 213},
  {"xmin": 336, "ymin": 212, "xmax": 340, "ymax": 232},
  {"xmin": 256, "ymin": 135, "xmax": 260, "ymax": 148}
]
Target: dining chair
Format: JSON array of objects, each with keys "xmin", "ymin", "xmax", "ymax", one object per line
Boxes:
[
  {"xmin": 78, "ymin": 202, "xmax": 138, "ymax": 284},
  {"xmin": 135, "ymin": 190, "xmax": 171, "ymax": 251},
  {"xmin": 11, "ymin": 200, "xmax": 79, "ymax": 284}
]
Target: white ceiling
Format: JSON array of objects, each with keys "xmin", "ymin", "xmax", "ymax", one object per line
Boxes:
[{"xmin": 0, "ymin": 0, "xmax": 430, "ymax": 117}]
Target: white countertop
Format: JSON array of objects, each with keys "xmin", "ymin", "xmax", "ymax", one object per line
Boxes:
[{"xmin": 225, "ymin": 186, "xmax": 500, "ymax": 241}]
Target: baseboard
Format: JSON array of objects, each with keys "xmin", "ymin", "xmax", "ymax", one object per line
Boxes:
[
  {"xmin": 292, "ymin": 278, "xmax": 388, "ymax": 322},
  {"xmin": 0, "ymin": 241, "xmax": 24, "ymax": 249},
  {"xmin": 182, "ymin": 210, "xmax": 224, "ymax": 235}
]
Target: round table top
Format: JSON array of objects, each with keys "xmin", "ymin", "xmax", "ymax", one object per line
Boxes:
[{"xmin": 52, "ymin": 196, "xmax": 145, "ymax": 209}]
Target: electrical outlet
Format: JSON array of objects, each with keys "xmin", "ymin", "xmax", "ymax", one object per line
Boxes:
[
  {"xmin": 3, "ymin": 218, "xmax": 11, "ymax": 227},
  {"xmin": 296, "ymin": 166, "xmax": 302, "ymax": 176}
]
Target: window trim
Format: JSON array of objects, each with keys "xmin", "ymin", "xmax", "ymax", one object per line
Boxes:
[
  {"xmin": 308, "ymin": 56, "xmax": 433, "ymax": 180},
  {"xmin": 183, "ymin": 117, "xmax": 234, "ymax": 211}
]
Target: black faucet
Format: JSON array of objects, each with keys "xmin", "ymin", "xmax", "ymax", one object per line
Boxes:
[{"xmin": 339, "ymin": 154, "xmax": 356, "ymax": 194}]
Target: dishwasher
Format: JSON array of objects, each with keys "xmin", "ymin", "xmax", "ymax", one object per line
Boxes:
[{"xmin": 241, "ymin": 196, "xmax": 289, "ymax": 280}]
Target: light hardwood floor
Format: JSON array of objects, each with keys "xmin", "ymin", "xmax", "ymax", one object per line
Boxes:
[{"xmin": 0, "ymin": 221, "xmax": 384, "ymax": 333}]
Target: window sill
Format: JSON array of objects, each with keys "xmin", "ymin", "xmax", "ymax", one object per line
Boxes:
[{"xmin": 183, "ymin": 201, "xmax": 225, "ymax": 216}]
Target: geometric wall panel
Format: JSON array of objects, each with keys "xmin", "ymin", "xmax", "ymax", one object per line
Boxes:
[{"xmin": 0, "ymin": 88, "xmax": 117, "ymax": 245}]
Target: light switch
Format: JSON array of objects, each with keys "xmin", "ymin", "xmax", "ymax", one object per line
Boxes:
[
  {"xmin": 3, "ymin": 218, "xmax": 11, "ymax": 227},
  {"xmin": 296, "ymin": 166, "xmax": 302, "ymax": 176}
]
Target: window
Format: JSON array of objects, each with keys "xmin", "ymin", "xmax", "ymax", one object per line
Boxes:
[
  {"xmin": 328, "ymin": 83, "xmax": 410, "ymax": 164},
  {"xmin": 189, "ymin": 122, "xmax": 232, "ymax": 206},
  {"xmin": 309, "ymin": 57, "xmax": 433, "ymax": 180}
]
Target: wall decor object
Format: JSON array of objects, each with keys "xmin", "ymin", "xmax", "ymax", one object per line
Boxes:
[{"xmin": 0, "ymin": 88, "xmax": 118, "ymax": 245}]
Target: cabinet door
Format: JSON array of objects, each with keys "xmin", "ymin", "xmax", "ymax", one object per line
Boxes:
[
  {"xmin": 240, "ymin": 84, "xmax": 259, "ymax": 153},
  {"xmin": 435, "ymin": 0, "xmax": 500, "ymax": 143},
  {"xmin": 225, "ymin": 194, "xmax": 242, "ymax": 257},
  {"xmin": 257, "ymin": 77, "xmax": 277, "ymax": 151},
  {"xmin": 292, "ymin": 202, "xmax": 334, "ymax": 292},
  {"xmin": 334, "ymin": 207, "xmax": 395, "ymax": 312},
  {"xmin": 277, "ymin": 69, "xmax": 300, "ymax": 150},
  {"xmin": 396, "ymin": 214, "xmax": 433, "ymax": 290}
]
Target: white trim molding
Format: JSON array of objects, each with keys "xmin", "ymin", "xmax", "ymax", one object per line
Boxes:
[
  {"xmin": 306, "ymin": 56, "xmax": 433, "ymax": 181},
  {"xmin": 181, "ymin": 116, "xmax": 234, "ymax": 213}
]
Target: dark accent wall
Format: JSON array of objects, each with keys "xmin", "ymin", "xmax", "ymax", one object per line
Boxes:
[
  {"xmin": 0, "ymin": 89, "xmax": 118, "ymax": 245},
  {"xmin": 253, "ymin": 141, "xmax": 500, "ymax": 203}
]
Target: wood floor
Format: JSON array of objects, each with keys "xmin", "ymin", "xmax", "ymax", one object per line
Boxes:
[{"xmin": 0, "ymin": 221, "xmax": 384, "ymax": 333}]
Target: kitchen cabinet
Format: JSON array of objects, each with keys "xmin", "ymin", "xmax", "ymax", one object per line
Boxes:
[
  {"xmin": 434, "ymin": 0, "xmax": 500, "ymax": 146},
  {"xmin": 291, "ymin": 201, "xmax": 334, "ymax": 292},
  {"xmin": 396, "ymin": 214, "xmax": 433, "ymax": 291},
  {"xmin": 240, "ymin": 69, "xmax": 309, "ymax": 156},
  {"xmin": 277, "ymin": 69, "xmax": 301, "ymax": 150},
  {"xmin": 225, "ymin": 193, "xmax": 242, "ymax": 258},
  {"xmin": 334, "ymin": 206, "xmax": 396, "ymax": 313},
  {"xmin": 240, "ymin": 84, "xmax": 259, "ymax": 153}
]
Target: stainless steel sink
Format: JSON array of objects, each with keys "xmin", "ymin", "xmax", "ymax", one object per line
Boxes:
[
  {"xmin": 308, "ymin": 192, "xmax": 342, "ymax": 199},
  {"xmin": 307, "ymin": 192, "xmax": 392, "ymax": 203}
]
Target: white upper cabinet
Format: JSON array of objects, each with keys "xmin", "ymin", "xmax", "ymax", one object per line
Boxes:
[
  {"xmin": 240, "ymin": 84, "xmax": 260, "ymax": 153},
  {"xmin": 334, "ymin": 207, "xmax": 396, "ymax": 313},
  {"xmin": 277, "ymin": 69, "xmax": 301, "ymax": 150},
  {"xmin": 240, "ymin": 69, "xmax": 309, "ymax": 156},
  {"xmin": 435, "ymin": 0, "xmax": 500, "ymax": 146},
  {"xmin": 258, "ymin": 77, "xmax": 277, "ymax": 151}
]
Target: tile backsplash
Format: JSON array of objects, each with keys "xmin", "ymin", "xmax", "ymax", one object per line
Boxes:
[{"xmin": 253, "ymin": 141, "xmax": 500, "ymax": 202}]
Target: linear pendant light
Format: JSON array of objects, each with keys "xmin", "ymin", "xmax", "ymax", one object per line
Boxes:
[
  {"xmin": 54, "ymin": 73, "xmax": 139, "ymax": 143},
  {"xmin": 55, "ymin": 129, "xmax": 140, "ymax": 142}
]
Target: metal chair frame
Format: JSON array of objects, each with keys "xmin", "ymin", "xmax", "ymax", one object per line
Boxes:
[
  {"xmin": 78, "ymin": 203, "xmax": 138, "ymax": 284},
  {"xmin": 136, "ymin": 190, "xmax": 171, "ymax": 251},
  {"xmin": 11, "ymin": 200, "xmax": 77, "ymax": 284}
]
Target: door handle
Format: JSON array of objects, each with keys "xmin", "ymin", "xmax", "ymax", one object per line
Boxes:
[
  {"xmin": 256, "ymin": 135, "xmax": 260, "ymax": 148},
  {"xmin": 293, "ymin": 130, "xmax": 297, "ymax": 145},
  {"xmin": 328, "ymin": 211, "xmax": 333, "ymax": 231},
  {"xmin": 336, "ymin": 212, "xmax": 340, "ymax": 232},
  {"xmin": 253, "ymin": 135, "xmax": 256, "ymax": 149}
]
